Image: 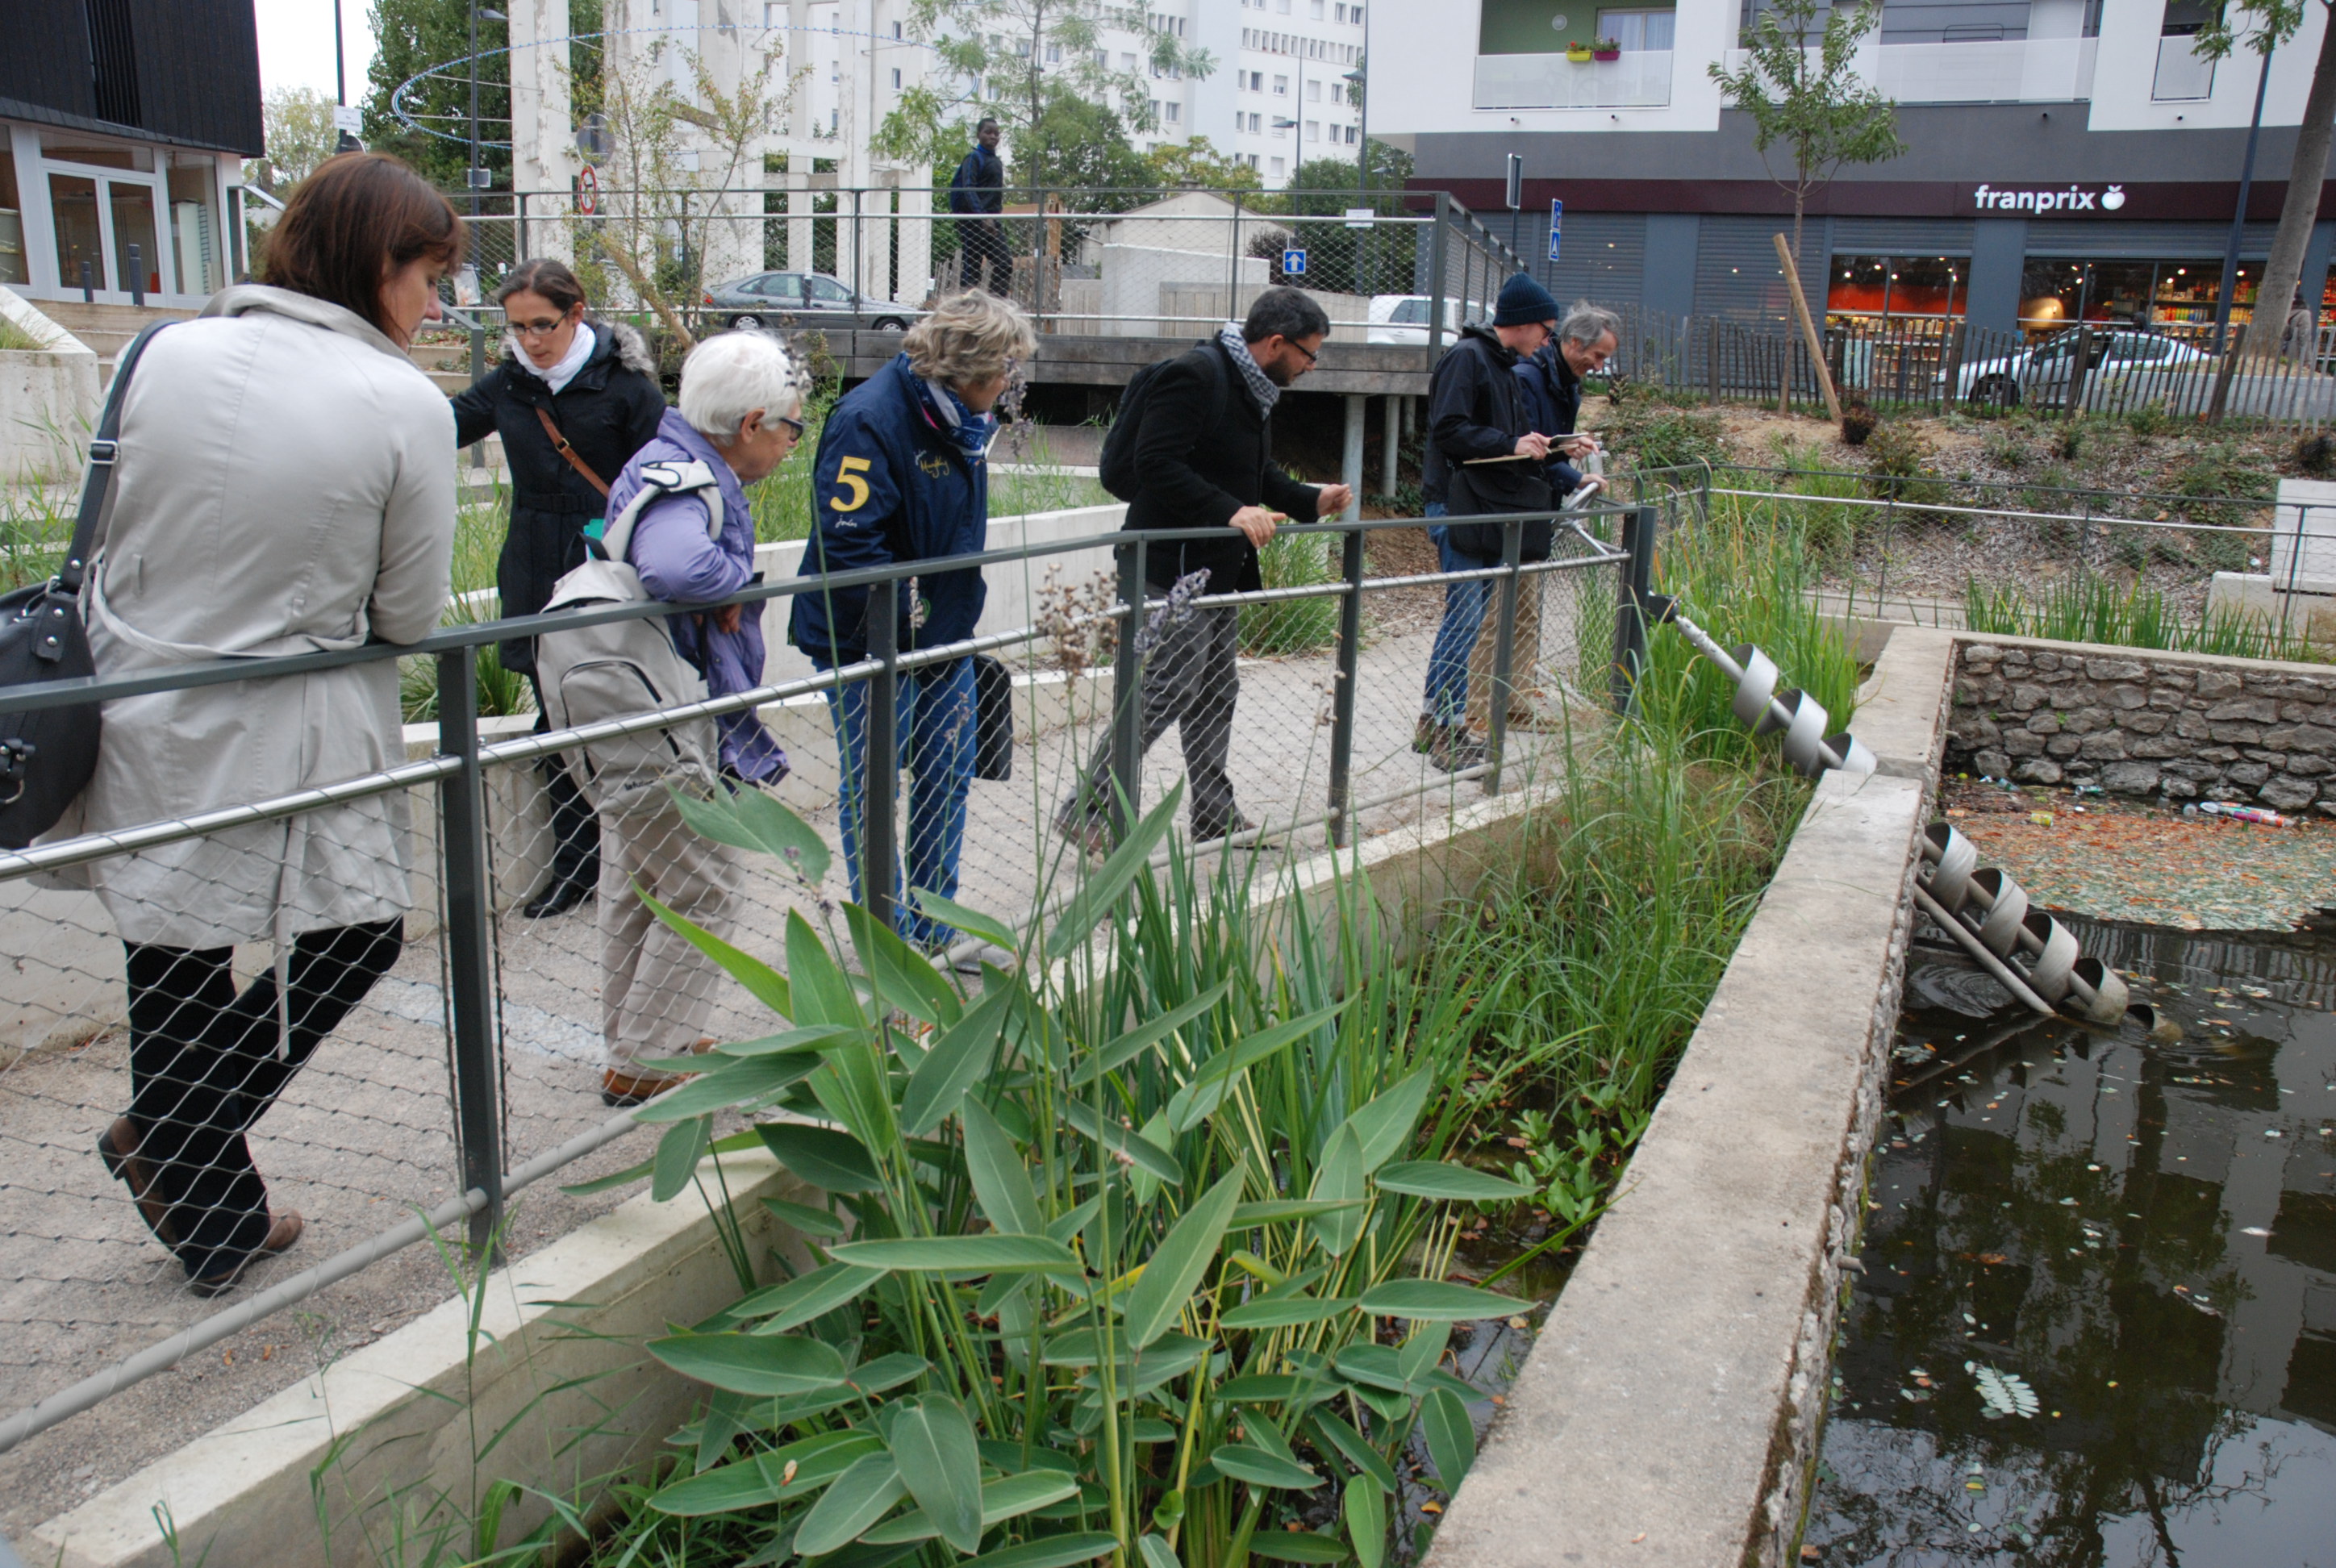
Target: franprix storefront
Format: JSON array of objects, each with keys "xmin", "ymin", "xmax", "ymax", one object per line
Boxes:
[{"xmin": 1409, "ymin": 111, "xmax": 2336, "ymax": 345}]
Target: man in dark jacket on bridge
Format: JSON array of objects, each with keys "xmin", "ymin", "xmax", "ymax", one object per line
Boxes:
[
  {"xmin": 1056, "ymin": 287, "xmax": 1351, "ymax": 851},
  {"xmin": 949, "ymin": 119, "xmax": 1011, "ymax": 297}
]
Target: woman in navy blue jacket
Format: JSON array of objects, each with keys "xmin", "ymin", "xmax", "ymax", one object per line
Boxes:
[{"xmin": 790, "ymin": 291, "xmax": 1037, "ymax": 949}]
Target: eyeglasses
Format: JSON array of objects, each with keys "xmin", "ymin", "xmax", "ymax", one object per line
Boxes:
[
  {"xmin": 510, "ymin": 315, "xmax": 573, "ymax": 338},
  {"xmin": 775, "ymin": 414, "xmax": 807, "ymax": 438},
  {"xmin": 1287, "ymin": 339, "xmax": 1319, "ymax": 367}
]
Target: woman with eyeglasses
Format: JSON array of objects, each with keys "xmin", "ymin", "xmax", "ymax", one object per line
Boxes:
[{"xmin": 450, "ymin": 258, "xmax": 666, "ymax": 919}]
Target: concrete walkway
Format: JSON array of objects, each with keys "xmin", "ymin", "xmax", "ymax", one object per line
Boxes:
[{"xmin": 0, "ymin": 572, "xmax": 1616, "ymax": 1533}]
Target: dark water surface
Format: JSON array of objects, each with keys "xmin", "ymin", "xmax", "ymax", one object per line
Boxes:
[{"xmin": 1806, "ymin": 918, "xmax": 2336, "ymax": 1566}]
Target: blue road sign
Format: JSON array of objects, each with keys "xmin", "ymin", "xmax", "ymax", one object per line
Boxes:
[
  {"xmin": 1548, "ymin": 198, "xmax": 1563, "ymax": 264},
  {"xmin": 1283, "ymin": 248, "xmax": 1308, "ymax": 276}
]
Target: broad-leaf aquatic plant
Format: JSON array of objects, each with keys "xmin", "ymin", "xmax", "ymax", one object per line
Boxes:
[{"xmin": 599, "ymin": 779, "xmax": 1531, "ymax": 1566}]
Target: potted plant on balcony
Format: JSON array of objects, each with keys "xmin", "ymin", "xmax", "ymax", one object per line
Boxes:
[
  {"xmin": 1566, "ymin": 39, "xmax": 1595, "ymax": 60},
  {"xmin": 1592, "ymin": 35, "xmax": 1622, "ymax": 59}
]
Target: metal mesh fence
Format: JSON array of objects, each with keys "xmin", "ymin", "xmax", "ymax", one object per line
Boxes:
[
  {"xmin": 431, "ymin": 187, "xmax": 1519, "ymax": 349},
  {"xmin": 0, "ymin": 509, "xmax": 1630, "ymax": 1498}
]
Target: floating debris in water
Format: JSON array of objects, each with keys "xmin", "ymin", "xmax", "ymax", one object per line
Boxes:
[
  {"xmin": 2243, "ymin": 1226, "xmax": 2272, "ymax": 1237},
  {"xmin": 1971, "ymin": 1364, "xmax": 2040, "ymax": 1420}
]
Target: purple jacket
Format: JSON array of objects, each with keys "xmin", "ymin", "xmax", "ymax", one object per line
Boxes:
[{"xmin": 606, "ymin": 409, "xmax": 787, "ymax": 783}]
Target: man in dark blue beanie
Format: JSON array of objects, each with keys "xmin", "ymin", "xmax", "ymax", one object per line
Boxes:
[{"xmin": 1413, "ymin": 272, "xmax": 1560, "ymax": 771}]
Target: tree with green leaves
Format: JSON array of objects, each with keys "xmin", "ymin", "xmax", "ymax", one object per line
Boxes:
[
  {"xmin": 877, "ymin": 0, "xmax": 1214, "ymax": 195},
  {"xmin": 251, "ymin": 87, "xmax": 340, "ymax": 195},
  {"xmin": 364, "ymin": 0, "xmax": 512, "ymax": 191},
  {"xmin": 2196, "ymin": 1, "xmax": 2336, "ymax": 356},
  {"xmin": 1707, "ymin": 0, "xmax": 1904, "ymax": 267}
]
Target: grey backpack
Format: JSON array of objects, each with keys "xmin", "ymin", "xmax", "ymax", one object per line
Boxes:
[{"xmin": 535, "ymin": 461, "xmax": 725, "ymax": 814}]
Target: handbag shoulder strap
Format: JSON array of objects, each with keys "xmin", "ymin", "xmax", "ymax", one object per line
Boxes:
[
  {"xmin": 536, "ymin": 405, "xmax": 613, "ymax": 498},
  {"xmin": 60, "ymin": 319, "xmax": 175, "ymax": 595}
]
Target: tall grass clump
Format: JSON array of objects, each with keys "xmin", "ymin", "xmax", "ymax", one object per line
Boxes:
[
  {"xmin": 569, "ymin": 782, "xmax": 1535, "ymax": 1566},
  {"xmin": 1238, "ymin": 531, "xmax": 1341, "ymax": 656},
  {"xmin": 0, "ymin": 315, "xmax": 44, "ymax": 352},
  {"xmin": 1635, "ymin": 504, "xmax": 1863, "ymax": 768},
  {"xmin": 1963, "ymin": 573, "xmax": 2324, "ymax": 663}
]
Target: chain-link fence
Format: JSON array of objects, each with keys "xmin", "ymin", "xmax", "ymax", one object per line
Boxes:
[
  {"xmin": 1635, "ymin": 461, "xmax": 2335, "ymax": 656},
  {"xmin": 427, "ymin": 186, "xmax": 1521, "ymax": 353},
  {"xmin": 0, "ymin": 505, "xmax": 1633, "ymax": 1496}
]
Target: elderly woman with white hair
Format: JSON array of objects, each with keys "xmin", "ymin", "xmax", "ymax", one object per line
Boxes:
[{"xmin": 591, "ymin": 330, "xmax": 803, "ymax": 1106}]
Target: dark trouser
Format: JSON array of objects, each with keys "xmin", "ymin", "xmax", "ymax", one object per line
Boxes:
[
  {"xmin": 959, "ymin": 220, "xmax": 1013, "ymax": 298},
  {"xmin": 530, "ymin": 678, "xmax": 600, "ymax": 895},
  {"xmin": 1062, "ymin": 602, "xmax": 1241, "ymax": 840},
  {"xmin": 123, "ymin": 919, "xmax": 403, "ymax": 1278}
]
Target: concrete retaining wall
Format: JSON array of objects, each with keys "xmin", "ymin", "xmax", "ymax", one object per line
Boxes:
[
  {"xmin": 1421, "ymin": 626, "xmax": 1953, "ymax": 1568},
  {"xmin": 1945, "ymin": 634, "xmax": 2336, "ymax": 811},
  {"xmin": 0, "ymin": 289, "xmax": 98, "ymax": 483}
]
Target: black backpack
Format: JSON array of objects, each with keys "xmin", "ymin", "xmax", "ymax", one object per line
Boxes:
[
  {"xmin": 1097, "ymin": 342, "xmax": 1228, "ymax": 502},
  {"xmin": 0, "ymin": 321, "xmax": 173, "ymax": 849}
]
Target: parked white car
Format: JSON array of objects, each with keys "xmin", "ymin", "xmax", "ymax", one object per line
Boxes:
[
  {"xmin": 1366, "ymin": 294, "xmax": 1479, "ymax": 345},
  {"xmin": 1951, "ymin": 327, "xmax": 2210, "ymax": 407}
]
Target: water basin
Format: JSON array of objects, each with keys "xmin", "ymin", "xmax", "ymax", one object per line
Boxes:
[{"xmin": 1807, "ymin": 915, "xmax": 2336, "ymax": 1565}]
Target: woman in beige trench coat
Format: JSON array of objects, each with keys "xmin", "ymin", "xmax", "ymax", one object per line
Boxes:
[{"xmin": 73, "ymin": 154, "xmax": 464, "ymax": 1295}]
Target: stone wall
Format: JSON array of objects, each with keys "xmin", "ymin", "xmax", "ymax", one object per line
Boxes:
[{"xmin": 1946, "ymin": 638, "xmax": 2336, "ymax": 813}]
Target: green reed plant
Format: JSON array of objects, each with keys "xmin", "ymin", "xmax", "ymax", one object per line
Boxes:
[
  {"xmin": 1962, "ymin": 573, "xmax": 2325, "ymax": 663},
  {"xmin": 1636, "ymin": 503, "xmax": 1863, "ymax": 769},
  {"xmin": 1238, "ymin": 532, "xmax": 1341, "ymax": 657},
  {"xmin": 571, "ymin": 779, "xmax": 1527, "ymax": 1568}
]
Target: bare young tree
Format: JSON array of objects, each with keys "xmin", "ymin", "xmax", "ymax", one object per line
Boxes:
[
  {"xmin": 570, "ymin": 39, "xmax": 804, "ymax": 348},
  {"xmin": 2197, "ymin": 1, "xmax": 2336, "ymax": 357},
  {"xmin": 1708, "ymin": 0, "xmax": 1905, "ymax": 267},
  {"xmin": 876, "ymin": 0, "xmax": 1213, "ymax": 188}
]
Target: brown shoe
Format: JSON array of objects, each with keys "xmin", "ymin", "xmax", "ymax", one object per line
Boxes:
[
  {"xmin": 98, "ymin": 1117, "xmax": 176, "ymax": 1246},
  {"xmin": 188, "ymin": 1210, "xmax": 302, "ymax": 1298}
]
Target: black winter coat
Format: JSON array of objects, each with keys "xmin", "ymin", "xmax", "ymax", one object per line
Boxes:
[
  {"xmin": 1513, "ymin": 343, "xmax": 1586, "ymax": 496},
  {"xmin": 1123, "ymin": 340, "xmax": 1322, "ymax": 593},
  {"xmin": 449, "ymin": 321, "xmax": 665, "ymax": 672},
  {"xmin": 1421, "ymin": 324, "xmax": 1532, "ymax": 507}
]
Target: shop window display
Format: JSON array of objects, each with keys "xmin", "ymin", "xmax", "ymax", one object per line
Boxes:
[{"xmin": 2019, "ymin": 256, "xmax": 2255, "ymax": 341}]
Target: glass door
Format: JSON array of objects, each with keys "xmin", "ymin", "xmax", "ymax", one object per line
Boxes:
[
  {"xmin": 48, "ymin": 173, "xmax": 104, "ymax": 295},
  {"xmin": 110, "ymin": 181, "xmax": 159, "ymax": 300},
  {"xmin": 43, "ymin": 165, "xmax": 169, "ymax": 302}
]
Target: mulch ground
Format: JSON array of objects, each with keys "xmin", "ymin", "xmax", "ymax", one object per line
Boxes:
[{"xmin": 1941, "ymin": 777, "xmax": 2336, "ymax": 930}]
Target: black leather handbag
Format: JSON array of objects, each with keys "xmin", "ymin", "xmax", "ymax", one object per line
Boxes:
[{"xmin": 0, "ymin": 322, "xmax": 173, "ymax": 850}]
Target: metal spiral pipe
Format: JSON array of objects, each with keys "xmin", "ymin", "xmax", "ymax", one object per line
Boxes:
[
  {"xmin": 1653, "ymin": 600, "xmax": 1876, "ymax": 780},
  {"xmin": 1918, "ymin": 820, "xmax": 2132, "ymax": 1024}
]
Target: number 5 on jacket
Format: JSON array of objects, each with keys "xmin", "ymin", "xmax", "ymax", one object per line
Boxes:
[{"xmin": 829, "ymin": 455, "xmax": 874, "ymax": 512}]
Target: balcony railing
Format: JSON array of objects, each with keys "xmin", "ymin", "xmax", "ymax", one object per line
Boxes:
[
  {"xmin": 1474, "ymin": 49, "xmax": 1675, "ymax": 110},
  {"xmin": 1874, "ymin": 36, "xmax": 2098, "ymax": 102},
  {"xmin": 2152, "ymin": 34, "xmax": 2217, "ymax": 100}
]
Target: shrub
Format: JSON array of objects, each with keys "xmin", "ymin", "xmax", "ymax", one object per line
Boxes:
[
  {"xmin": 2294, "ymin": 432, "xmax": 2336, "ymax": 477},
  {"xmin": 1860, "ymin": 420, "xmax": 1948, "ymax": 510},
  {"xmin": 1607, "ymin": 402, "xmax": 1727, "ymax": 476},
  {"xmin": 1239, "ymin": 529, "xmax": 1341, "ymax": 655},
  {"xmin": 1838, "ymin": 403, "xmax": 1877, "ymax": 447}
]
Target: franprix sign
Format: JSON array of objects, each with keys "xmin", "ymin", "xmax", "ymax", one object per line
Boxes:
[{"xmin": 1970, "ymin": 182, "xmax": 2129, "ymax": 214}]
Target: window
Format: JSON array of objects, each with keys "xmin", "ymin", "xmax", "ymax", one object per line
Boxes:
[
  {"xmin": 1345, "ymin": 124, "xmax": 1358, "ymax": 144},
  {"xmin": 1271, "ymin": 156, "xmax": 1286, "ymax": 177},
  {"xmin": 1353, "ymin": 6, "xmax": 1364, "ymax": 23},
  {"xmin": 0, "ymin": 127, "xmax": 22, "ymax": 286},
  {"xmin": 1272, "ymin": 118, "xmax": 1287, "ymax": 136},
  {"xmin": 809, "ymin": 276, "xmax": 853, "ymax": 305},
  {"xmin": 1277, "ymin": 0, "xmax": 1290, "ymax": 10},
  {"xmin": 1095, "ymin": 48, "xmax": 1108, "ymax": 65},
  {"xmin": 1250, "ymin": 69, "xmax": 1264, "ymax": 90},
  {"xmin": 1249, "ymin": 111, "xmax": 1264, "ymax": 131},
  {"xmin": 1329, "ymin": 81, "xmax": 1342, "ymax": 102},
  {"xmin": 1825, "ymin": 255, "xmax": 1967, "ymax": 321},
  {"xmin": 1150, "ymin": 98, "xmax": 1162, "ymax": 120},
  {"xmin": 891, "ymin": 19, "xmax": 902, "ymax": 35},
  {"xmin": 1046, "ymin": 41, "xmax": 1061, "ymax": 61},
  {"xmin": 1596, "ymin": 9, "xmax": 1676, "ymax": 50},
  {"xmin": 891, "ymin": 67, "xmax": 901, "ymax": 87},
  {"xmin": 1274, "ymin": 73, "xmax": 1288, "ymax": 92},
  {"xmin": 1305, "ymin": 119, "xmax": 1320, "ymax": 140},
  {"xmin": 1307, "ymin": 79, "xmax": 1321, "ymax": 100},
  {"xmin": 1335, "ymin": 2, "xmax": 1345, "ymax": 19},
  {"xmin": 1121, "ymin": 51, "xmax": 1137, "ymax": 69},
  {"xmin": 1166, "ymin": 101, "xmax": 1181, "ymax": 122},
  {"xmin": 1310, "ymin": 0, "xmax": 1324, "ymax": 14}
]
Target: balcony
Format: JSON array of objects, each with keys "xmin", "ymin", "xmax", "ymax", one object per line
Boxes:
[
  {"xmin": 1874, "ymin": 37, "xmax": 2097, "ymax": 102},
  {"xmin": 1474, "ymin": 50, "xmax": 1675, "ymax": 110},
  {"xmin": 2152, "ymin": 35, "xmax": 2216, "ymax": 100}
]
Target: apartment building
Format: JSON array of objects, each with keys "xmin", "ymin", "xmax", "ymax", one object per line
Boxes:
[{"xmin": 1374, "ymin": 0, "xmax": 2336, "ymax": 336}]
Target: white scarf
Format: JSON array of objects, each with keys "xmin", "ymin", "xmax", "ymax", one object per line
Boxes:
[{"xmin": 511, "ymin": 321, "xmax": 597, "ymax": 394}]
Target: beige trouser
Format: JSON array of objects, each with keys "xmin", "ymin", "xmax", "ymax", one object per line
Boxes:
[
  {"xmin": 598, "ymin": 798, "xmax": 745, "ymax": 1071},
  {"xmin": 1466, "ymin": 573, "xmax": 1544, "ymax": 732}
]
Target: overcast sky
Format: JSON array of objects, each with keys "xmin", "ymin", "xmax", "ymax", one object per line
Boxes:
[{"xmin": 254, "ymin": 0, "xmax": 382, "ymax": 101}]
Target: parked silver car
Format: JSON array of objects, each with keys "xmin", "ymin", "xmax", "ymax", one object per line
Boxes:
[
  {"xmin": 702, "ymin": 270, "xmax": 915, "ymax": 332},
  {"xmin": 1952, "ymin": 327, "xmax": 2209, "ymax": 407}
]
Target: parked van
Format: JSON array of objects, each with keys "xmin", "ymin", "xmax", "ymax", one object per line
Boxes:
[{"xmin": 1367, "ymin": 294, "xmax": 1476, "ymax": 345}]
